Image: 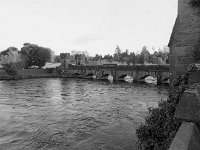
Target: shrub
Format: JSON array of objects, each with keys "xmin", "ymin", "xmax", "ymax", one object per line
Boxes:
[
  {"xmin": 194, "ymin": 47, "xmax": 200, "ymax": 62},
  {"xmin": 2, "ymin": 63, "xmax": 18, "ymax": 75},
  {"xmin": 136, "ymin": 66, "xmax": 192, "ymax": 150},
  {"xmin": 46, "ymin": 68, "xmax": 54, "ymax": 74},
  {"xmin": 190, "ymin": 0, "xmax": 200, "ymax": 7},
  {"xmin": 21, "ymin": 43, "xmax": 53, "ymax": 68}
]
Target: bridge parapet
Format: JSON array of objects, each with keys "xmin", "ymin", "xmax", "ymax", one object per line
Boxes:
[
  {"xmin": 169, "ymin": 83, "xmax": 200, "ymax": 150},
  {"xmin": 68, "ymin": 64, "xmax": 169, "ymax": 71},
  {"xmin": 169, "ymin": 64, "xmax": 200, "ymax": 149},
  {"xmin": 64, "ymin": 64, "xmax": 169, "ymax": 84}
]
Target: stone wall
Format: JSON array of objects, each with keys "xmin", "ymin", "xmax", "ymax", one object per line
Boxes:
[
  {"xmin": 60, "ymin": 53, "xmax": 71, "ymax": 69},
  {"xmin": 66, "ymin": 65, "xmax": 169, "ymax": 84},
  {"xmin": 169, "ymin": 0, "xmax": 200, "ymax": 84},
  {"xmin": 169, "ymin": 84, "xmax": 200, "ymax": 150}
]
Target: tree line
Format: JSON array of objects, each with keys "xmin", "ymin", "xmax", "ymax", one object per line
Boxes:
[
  {"xmin": 53, "ymin": 45, "xmax": 169, "ymax": 65},
  {"xmin": 89, "ymin": 45, "xmax": 169, "ymax": 65},
  {"xmin": 0, "ymin": 43, "xmax": 53, "ymax": 74},
  {"xmin": 0, "ymin": 43, "xmax": 169, "ymax": 74}
]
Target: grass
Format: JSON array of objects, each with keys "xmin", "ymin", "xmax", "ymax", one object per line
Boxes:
[{"xmin": 0, "ymin": 68, "xmax": 59, "ymax": 81}]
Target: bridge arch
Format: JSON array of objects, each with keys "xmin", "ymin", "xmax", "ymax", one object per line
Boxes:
[
  {"xmin": 118, "ymin": 74, "xmax": 128, "ymax": 79},
  {"xmin": 86, "ymin": 72, "xmax": 94, "ymax": 76},
  {"xmin": 71, "ymin": 72, "xmax": 81, "ymax": 76},
  {"xmin": 66, "ymin": 64, "xmax": 169, "ymax": 84},
  {"xmin": 162, "ymin": 76, "xmax": 169, "ymax": 81},
  {"xmin": 101, "ymin": 73, "xmax": 110, "ymax": 78},
  {"xmin": 161, "ymin": 76, "xmax": 170, "ymax": 84},
  {"xmin": 100, "ymin": 73, "xmax": 113, "ymax": 81},
  {"xmin": 139, "ymin": 74, "xmax": 151, "ymax": 80},
  {"xmin": 118, "ymin": 74, "xmax": 133, "ymax": 82}
]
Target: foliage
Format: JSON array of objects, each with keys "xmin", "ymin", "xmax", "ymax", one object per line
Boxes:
[
  {"xmin": 140, "ymin": 46, "xmax": 150, "ymax": 64},
  {"xmin": 119, "ymin": 49, "xmax": 129, "ymax": 63},
  {"xmin": 136, "ymin": 66, "xmax": 192, "ymax": 150},
  {"xmin": 0, "ymin": 47, "xmax": 23, "ymax": 75},
  {"xmin": 1, "ymin": 63, "xmax": 18, "ymax": 75},
  {"xmin": 112, "ymin": 46, "xmax": 169, "ymax": 65},
  {"xmin": 157, "ymin": 57, "xmax": 165, "ymax": 65},
  {"xmin": 194, "ymin": 46, "xmax": 200, "ymax": 62},
  {"xmin": 0, "ymin": 47, "xmax": 21, "ymax": 64},
  {"xmin": 54, "ymin": 55, "xmax": 61, "ymax": 63},
  {"xmin": 0, "ymin": 47, "xmax": 18, "ymax": 55},
  {"xmin": 113, "ymin": 45, "xmax": 122, "ymax": 61},
  {"xmin": 87, "ymin": 45, "xmax": 169, "ymax": 65},
  {"xmin": 103, "ymin": 54, "xmax": 113, "ymax": 60},
  {"xmin": 91, "ymin": 54, "xmax": 103, "ymax": 61},
  {"xmin": 21, "ymin": 43, "xmax": 53, "ymax": 68},
  {"xmin": 127, "ymin": 52, "xmax": 136, "ymax": 65},
  {"xmin": 190, "ymin": 0, "xmax": 200, "ymax": 7},
  {"xmin": 46, "ymin": 68, "xmax": 55, "ymax": 73}
]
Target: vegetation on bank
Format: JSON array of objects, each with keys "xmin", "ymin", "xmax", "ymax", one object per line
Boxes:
[
  {"xmin": 21, "ymin": 43, "xmax": 53, "ymax": 69},
  {"xmin": 190, "ymin": 0, "xmax": 200, "ymax": 7},
  {"xmin": 0, "ymin": 43, "xmax": 169, "ymax": 76},
  {"xmin": 88, "ymin": 46, "xmax": 169, "ymax": 65},
  {"xmin": 54, "ymin": 45, "xmax": 169, "ymax": 66},
  {"xmin": 0, "ymin": 43, "xmax": 53, "ymax": 74},
  {"xmin": 0, "ymin": 68, "xmax": 59, "ymax": 81},
  {"xmin": 194, "ymin": 45, "xmax": 200, "ymax": 62},
  {"xmin": 136, "ymin": 65, "xmax": 194, "ymax": 150}
]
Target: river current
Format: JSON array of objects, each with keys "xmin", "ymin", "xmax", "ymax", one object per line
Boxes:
[{"xmin": 0, "ymin": 78, "xmax": 168, "ymax": 150}]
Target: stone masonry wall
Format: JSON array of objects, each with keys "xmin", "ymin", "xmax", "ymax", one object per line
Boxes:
[{"xmin": 169, "ymin": 0, "xmax": 200, "ymax": 84}]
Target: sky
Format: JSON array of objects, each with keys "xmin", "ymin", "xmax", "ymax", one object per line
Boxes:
[{"xmin": 0, "ymin": 0, "xmax": 178, "ymax": 56}]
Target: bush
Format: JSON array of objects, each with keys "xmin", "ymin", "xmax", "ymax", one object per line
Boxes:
[
  {"xmin": 194, "ymin": 47, "xmax": 200, "ymax": 62},
  {"xmin": 46, "ymin": 68, "xmax": 54, "ymax": 74},
  {"xmin": 2, "ymin": 63, "xmax": 18, "ymax": 75},
  {"xmin": 136, "ymin": 68, "xmax": 192, "ymax": 149},
  {"xmin": 21, "ymin": 43, "xmax": 53, "ymax": 68},
  {"xmin": 190, "ymin": 0, "xmax": 200, "ymax": 7}
]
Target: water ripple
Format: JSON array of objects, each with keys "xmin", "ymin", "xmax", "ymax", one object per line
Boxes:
[{"xmin": 0, "ymin": 78, "xmax": 168, "ymax": 150}]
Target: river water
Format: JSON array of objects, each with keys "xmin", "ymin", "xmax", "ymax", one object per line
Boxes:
[{"xmin": 0, "ymin": 78, "xmax": 168, "ymax": 150}]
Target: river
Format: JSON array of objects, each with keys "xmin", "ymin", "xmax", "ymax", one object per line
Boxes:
[{"xmin": 0, "ymin": 78, "xmax": 168, "ymax": 150}]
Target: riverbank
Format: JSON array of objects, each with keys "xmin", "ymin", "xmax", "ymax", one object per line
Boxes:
[{"xmin": 0, "ymin": 68, "xmax": 60, "ymax": 81}]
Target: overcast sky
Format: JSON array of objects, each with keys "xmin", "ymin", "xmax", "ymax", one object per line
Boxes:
[{"xmin": 0, "ymin": 0, "xmax": 177, "ymax": 56}]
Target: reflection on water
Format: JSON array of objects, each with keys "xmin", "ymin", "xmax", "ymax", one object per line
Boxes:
[{"xmin": 0, "ymin": 78, "xmax": 168, "ymax": 150}]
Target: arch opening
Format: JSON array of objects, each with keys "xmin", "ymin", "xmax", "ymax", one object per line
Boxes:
[
  {"xmin": 118, "ymin": 74, "xmax": 133, "ymax": 82},
  {"xmin": 139, "ymin": 75, "xmax": 150, "ymax": 80},
  {"xmin": 72, "ymin": 72, "xmax": 81, "ymax": 76},
  {"xmin": 101, "ymin": 73, "xmax": 110, "ymax": 78},
  {"xmin": 86, "ymin": 73, "xmax": 94, "ymax": 76},
  {"xmin": 118, "ymin": 75, "xmax": 128, "ymax": 79},
  {"xmin": 162, "ymin": 76, "xmax": 170, "ymax": 81}
]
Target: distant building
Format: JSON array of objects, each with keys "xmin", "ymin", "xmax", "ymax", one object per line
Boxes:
[
  {"xmin": 60, "ymin": 53, "xmax": 71, "ymax": 69},
  {"xmin": 60, "ymin": 52, "xmax": 129, "ymax": 69},
  {"xmin": 75, "ymin": 54, "xmax": 86, "ymax": 65},
  {"xmin": 60, "ymin": 52, "xmax": 87, "ymax": 68}
]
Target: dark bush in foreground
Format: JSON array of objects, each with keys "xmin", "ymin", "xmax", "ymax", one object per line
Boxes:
[
  {"xmin": 190, "ymin": 0, "xmax": 200, "ymax": 8},
  {"xmin": 136, "ymin": 70, "xmax": 191, "ymax": 150},
  {"xmin": 2, "ymin": 63, "xmax": 18, "ymax": 75},
  {"xmin": 194, "ymin": 46, "xmax": 200, "ymax": 62},
  {"xmin": 21, "ymin": 43, "xmax": 53, "ymax": 69}
]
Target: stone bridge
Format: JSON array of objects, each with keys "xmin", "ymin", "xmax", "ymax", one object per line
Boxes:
[{"xmin": 63, "ymin": 64, "xmax": 169, "ymax": 84}]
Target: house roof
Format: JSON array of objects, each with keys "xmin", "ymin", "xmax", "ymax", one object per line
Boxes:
[{"xmin": 43, "ymin": 62, "xmax": 61, "ymax": 69}]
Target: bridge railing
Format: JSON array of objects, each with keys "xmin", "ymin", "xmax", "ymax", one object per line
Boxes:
[
  {"xmin": 67, "ymin": 64, "xmax": 169, "ymax": 71},
  {"xmin": 169, "ymin": 84, "xmax": 200, "ymax": 150}
]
